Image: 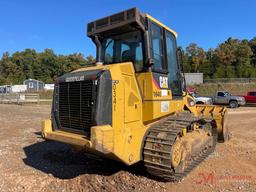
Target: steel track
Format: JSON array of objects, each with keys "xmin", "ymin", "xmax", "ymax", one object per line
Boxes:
[{"xmin": 143, "ymin": 113, "xmax": 217, "ymax": 181}]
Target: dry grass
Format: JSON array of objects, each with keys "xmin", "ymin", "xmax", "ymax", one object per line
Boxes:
[
  {"xmin": 191, "ymin": 82, "xmax": 256, "ymax": 96},
  {"xmin": 38, "ymin": 90, "xmax": 53, "ymax": 99}
]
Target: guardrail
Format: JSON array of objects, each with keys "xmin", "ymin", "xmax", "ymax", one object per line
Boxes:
[{"xmin": 0, "ymin": 93, "xmax": 40, "ymax": 104}]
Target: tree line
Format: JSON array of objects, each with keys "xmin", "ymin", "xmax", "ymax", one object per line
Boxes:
[
  {"xmin": 180, "ymin": 37, "xmax": 256, "ymax": 79},
  {"xmin": 0, "ymin": 37, "xmax": 255, "ymax": 85},
  {"xmin": 0, "ymin": 49, "xmax": 95, "ymax": 85}
]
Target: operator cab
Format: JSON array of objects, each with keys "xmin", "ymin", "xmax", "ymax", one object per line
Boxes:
[{"xmin": 87, "ymin": 8, "xmax": 182, "ymax": 97}]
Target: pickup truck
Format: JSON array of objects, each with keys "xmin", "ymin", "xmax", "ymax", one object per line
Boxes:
[
  {"xmin": 212, "ymin": 91, "xmax": 246, "ymax": 108},
  {"xmin": 242, "ymin": 91, "xmax": 256, "ymax": 103},
  {"xmin": 190, "ymin": 93, "xmax": 213, "ymax": 105}
]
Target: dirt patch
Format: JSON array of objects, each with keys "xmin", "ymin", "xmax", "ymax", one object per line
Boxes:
[{"xmin": 0, "ymin": 104, "xmax": 255, "ymax": 192}]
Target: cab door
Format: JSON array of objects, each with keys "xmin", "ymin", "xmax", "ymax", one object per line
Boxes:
[
  {"xmin": 149, "ymin": 21, "xmax": 182, "ymax": 98},
  {"xmin": 165, "ymin": 31, "xmax": 183, "ymax": 98},
  {"xmin": 216, "ymin": 92, "xmax": 227, "ymax": 104}
]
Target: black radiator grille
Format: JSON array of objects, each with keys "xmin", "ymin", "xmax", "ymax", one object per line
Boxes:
[{"xmin": 58, "ymin": 80, "xmax": 95, "ymax": 134}]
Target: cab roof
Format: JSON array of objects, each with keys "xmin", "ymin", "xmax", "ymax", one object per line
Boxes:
[
  {"xmin": 145, "ymin": 14, "xmax": 178, "ymax": 38},
  {"xmin": 87, "ymin": 8, "xmax": 178, "ymax": 38}
]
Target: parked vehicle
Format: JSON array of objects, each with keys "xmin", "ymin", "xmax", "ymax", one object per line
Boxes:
[
  {"xmin": 213, "ymin": 91, "xmax": 246, "ymax": 108},
  {"xmin": 11, "ymin": 85, "xmax": 27, "ymax": 93},
  {"xmin": 0, "ymin": 85, "xmax": 12, "ymax": 94},
  {"xmin": 191, "ymin": 93, "xmax": 213, "ymax": 105},
  {"xmin": 242, "ymin": 91, "xmax": 256, "ymax": 104}
]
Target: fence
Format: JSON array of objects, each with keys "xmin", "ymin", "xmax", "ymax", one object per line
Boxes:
[
  {"xmin": 0, "ymin": 93, "xmax": 40, "ymax": 104},
  {"xmin": 204, "ymin": 78, "xmax": 256, "ymax": 84}
]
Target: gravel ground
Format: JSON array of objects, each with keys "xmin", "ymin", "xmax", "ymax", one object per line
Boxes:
[{"xmin": 0, "ymin": 104, "xmax": 255, "ymax": 192}]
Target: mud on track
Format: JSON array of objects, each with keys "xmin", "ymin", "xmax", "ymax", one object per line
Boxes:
[{"xmin": 0, "ymin": 104, "xmax": 255, "ymax": 192}]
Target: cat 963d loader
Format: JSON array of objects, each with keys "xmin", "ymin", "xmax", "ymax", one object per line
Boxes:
[{"xmin": 42, "ymin": 8, "xmax": 229, "ymax": 181}]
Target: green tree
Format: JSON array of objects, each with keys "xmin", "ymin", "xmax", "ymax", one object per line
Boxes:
[
  {"xmin": 0, "ymin": 52, "xmax": 24, "ymax": 84},
  {"xmin": 249, "ymin": 37, "xmax": 256, "ymax": 76},
  {"xmin": 213, "ymin": 38, "xmax": 253, "ymax": 78},
  {"xmin": 235, "ymin": 40, "xmax": 253, "ymax": 77},
  {"xmin": 199, "ymin": 48, "xmax": 216, "ymax": 78},
  {"xmin": 249, "ymin": 37, "xmax": 256, "ymax": 66},
  {"xmin": 11, "ymin": 49, "xmax": 38, "ymax": 80},
  {"xmin": 0, "ymin": 49, "xmax": 92, "ymax": 85},
  {"xmin": 37, "ymin": 49, "xmax": 58, "ymax": 83},
  {"xmin": 83, "ymin": 55, "xmax": 96, "ymax": 67},
  {"xmin": 185, "ymin": 43, "xmax": 206, "ymax": 72}
]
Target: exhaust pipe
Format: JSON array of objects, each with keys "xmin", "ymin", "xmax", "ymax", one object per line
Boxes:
[{"xmin": 94, "ymin": 35, "xmax": 103, "ymax": 66}]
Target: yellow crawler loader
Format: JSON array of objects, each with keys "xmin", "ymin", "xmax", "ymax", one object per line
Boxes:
[{"xmin": 42, "ymin": 8, "xmax": 229, "ymax": 181}]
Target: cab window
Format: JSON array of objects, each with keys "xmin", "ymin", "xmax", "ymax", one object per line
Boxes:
[
  {"xmin": 150, "ymin": 23, "xmax": 164, "ymax": 72},
  {"xmin": 103, "ymin": 38, "xmax": 114, "ymax": 63},
  {"xmin": 165, "ymin": 31, "xmax": 182, "ymax": 96},
  {"xmin": 135, "ymin": 42, "xmax": 143, "ymax": 71},
  {"xmin": 101, "ymin": 30, "xmax": 144, "ymax": 72}
]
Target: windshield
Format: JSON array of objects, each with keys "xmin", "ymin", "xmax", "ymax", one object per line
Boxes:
[{"xmin": 100, "ymin": 30, "xmax": 144, "ymax": 71}]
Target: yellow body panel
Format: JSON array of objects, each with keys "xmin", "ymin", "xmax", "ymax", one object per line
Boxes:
[
  {"xmin": 91, "ymin": 125, "xmax": 113, "ymax": 154},
  {"xmin": 42, "ymin": 62, "xmax": 225, "ymax": 165},
  {"xmin": 42, "ymin": 119, "xmax": 91, "ymax": 147},
  {"xmin": 136, "ymin": 72, "xmax": 184, "ymax": 122},
  {"xmin": 43, "ymin": 63, "xmax": 149, "ymax": 164}
]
